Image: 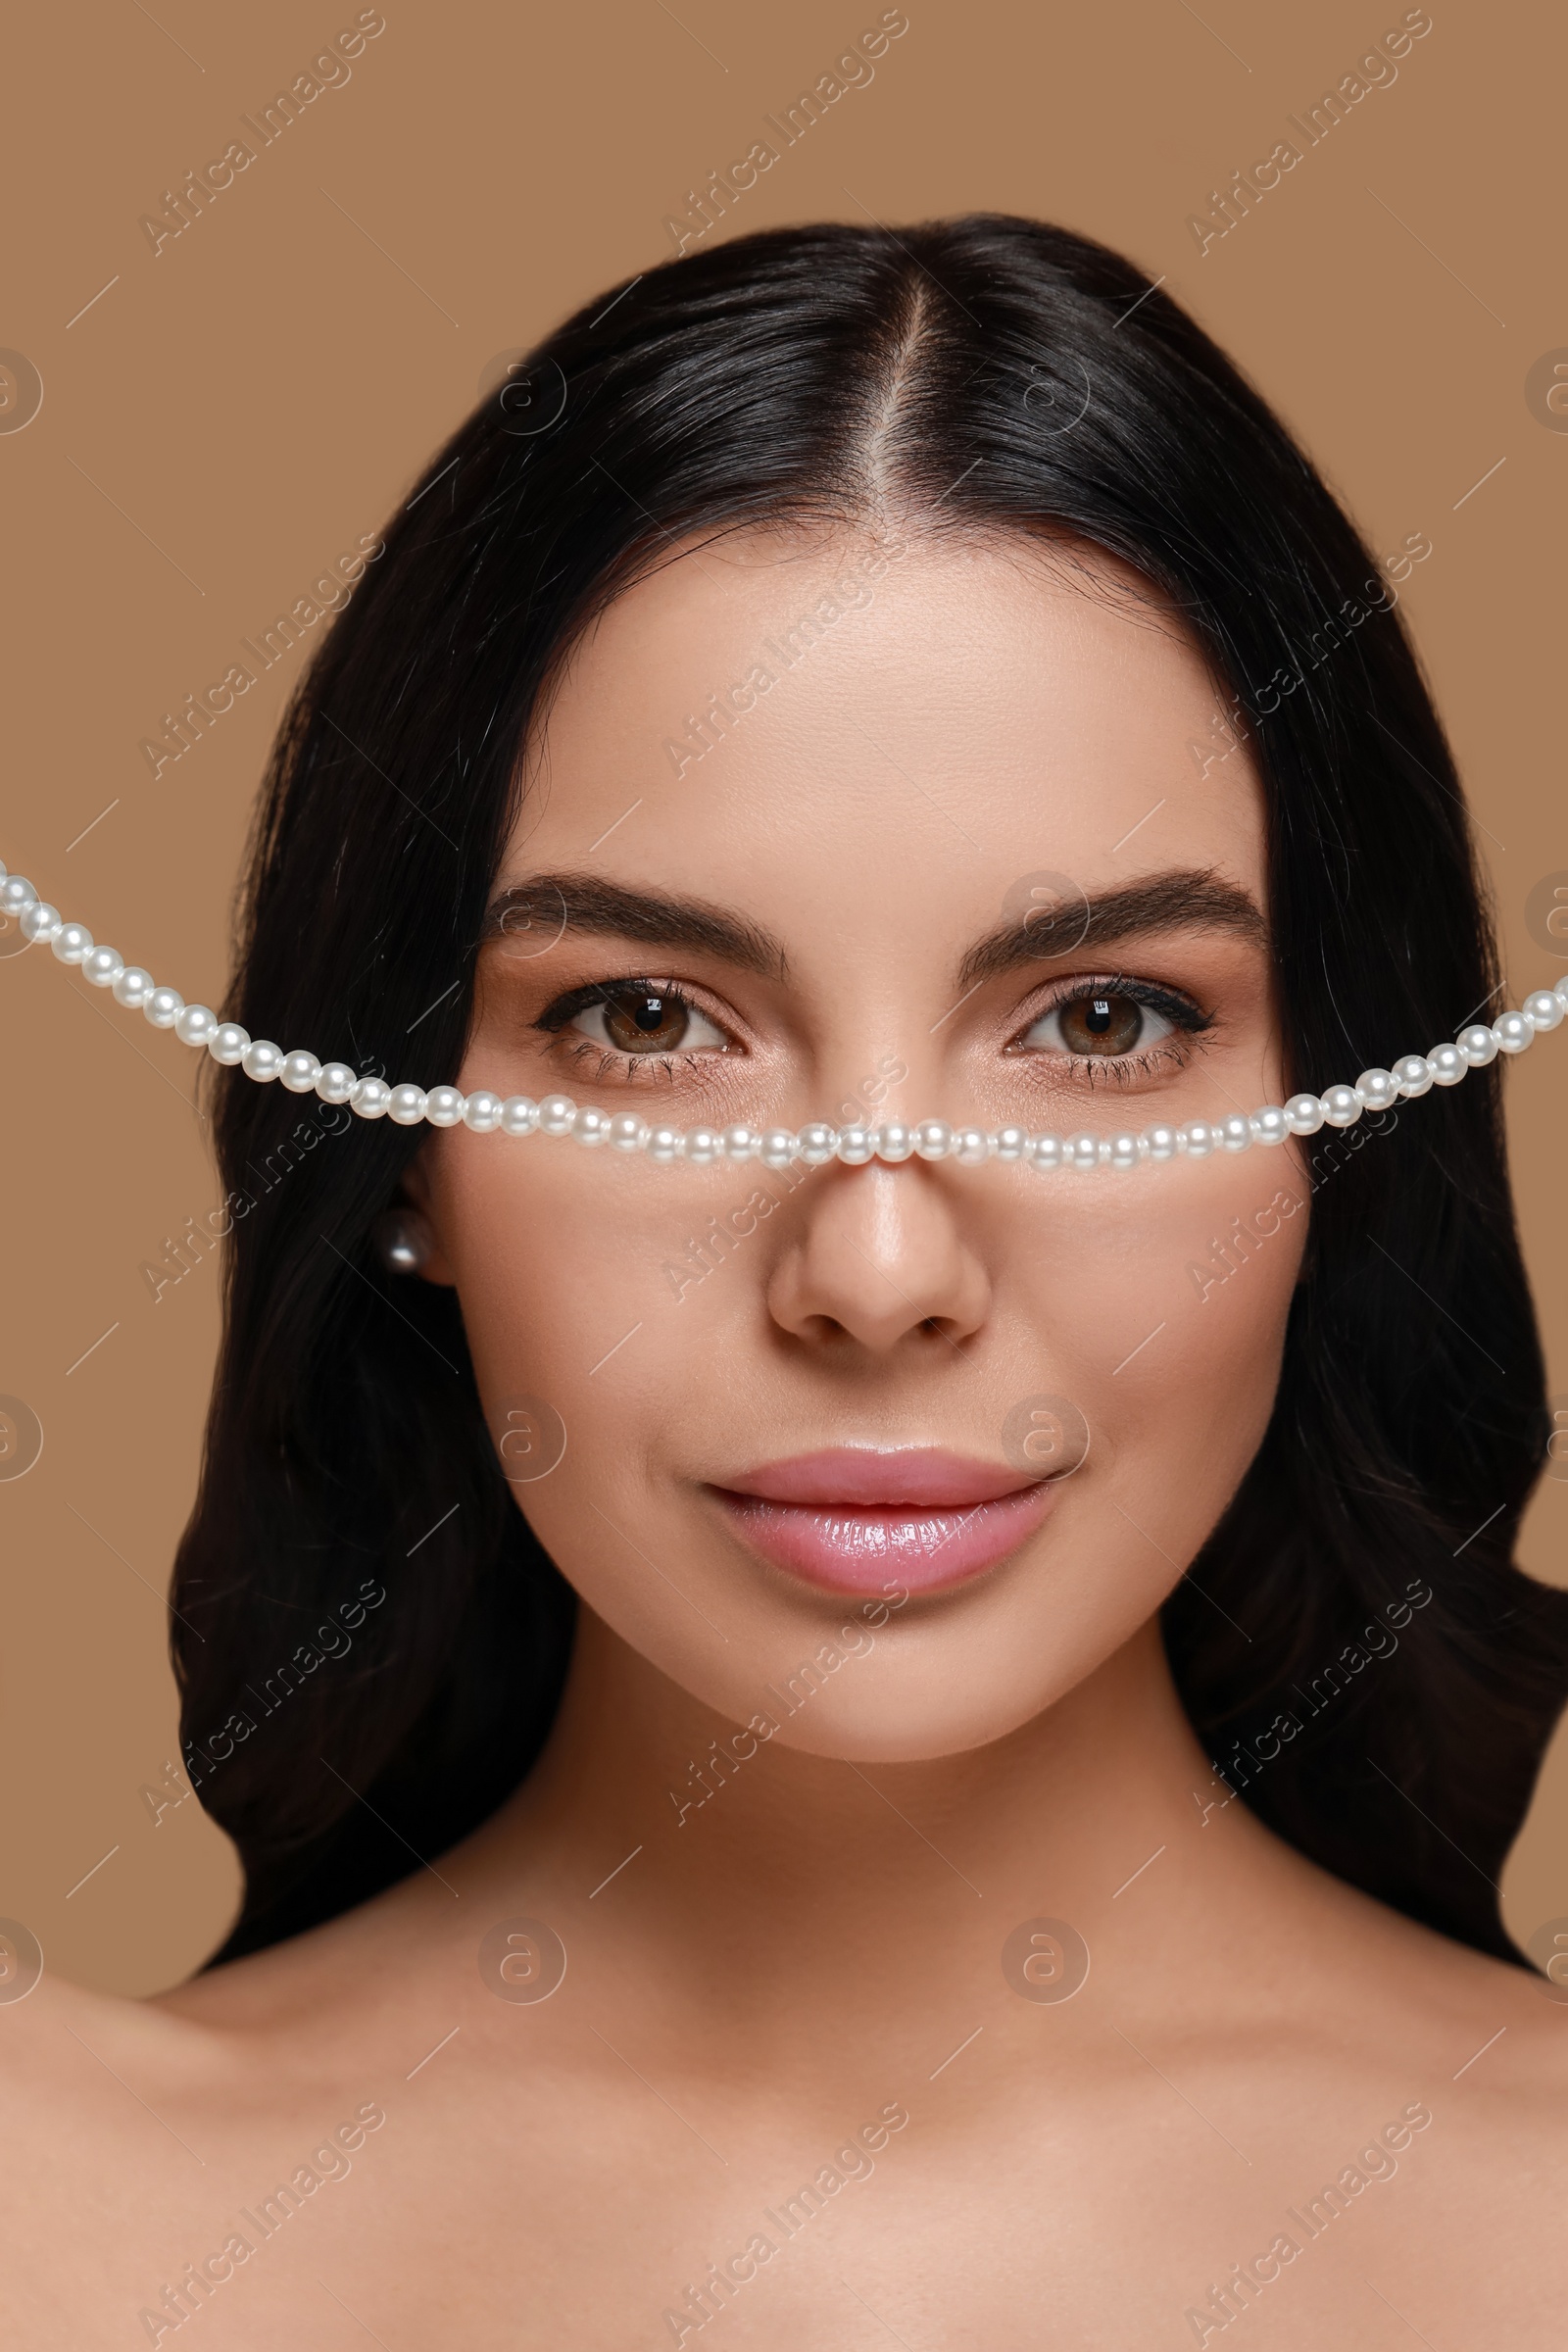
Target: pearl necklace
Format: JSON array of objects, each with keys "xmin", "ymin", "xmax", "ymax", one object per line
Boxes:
[{"xmin": 6, "ymin": 864, "xmax": 1565, "ymax": 1171}]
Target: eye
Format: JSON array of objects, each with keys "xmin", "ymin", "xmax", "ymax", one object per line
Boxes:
[
  {"xmin": 1018, "ymin": 988, "xmax": 1178, "ymax": 1058},
  {"xmin": 565, "ymin": 981, "xmax": 730, "ymax": 1056}
]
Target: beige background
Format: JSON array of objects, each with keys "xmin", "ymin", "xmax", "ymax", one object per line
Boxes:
[{"xmin": 1, "ymin": 0, "xmax": 1563, "ymax": 1995}]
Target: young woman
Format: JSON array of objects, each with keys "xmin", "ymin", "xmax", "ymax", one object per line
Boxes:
[{"xmin": 6, "ymin": 214, "xmax": 1568, "ymax": 2347}]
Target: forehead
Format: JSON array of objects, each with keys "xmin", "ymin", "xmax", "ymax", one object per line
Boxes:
[{"xmin": 508, "ymin": 529, "xmax": 1266, "ymax": 930}]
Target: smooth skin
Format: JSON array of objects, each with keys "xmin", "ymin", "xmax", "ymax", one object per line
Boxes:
[{"xmin": 5, "ymin": 529, "xmax": 1567, "ymax": 2349}]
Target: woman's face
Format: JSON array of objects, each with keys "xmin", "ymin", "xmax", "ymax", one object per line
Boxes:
[{"xmin": 416, "ymin": 527, "xmax": 1306, "ymax": 1761}]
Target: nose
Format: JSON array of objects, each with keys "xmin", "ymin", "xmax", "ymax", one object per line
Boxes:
[{"xmin": 766, "ymin": 1162, "xmax": 992, "ymax": 1354}]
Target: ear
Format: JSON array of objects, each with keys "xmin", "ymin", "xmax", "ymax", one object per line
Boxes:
[{"xmin": 395, "ymin": 1143, "xmax": 458, "ymax": 1287}]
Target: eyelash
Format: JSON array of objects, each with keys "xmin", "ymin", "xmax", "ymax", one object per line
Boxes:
[
  {"xmin": 533, "ymin": 972, "xmax": 1215, "ymax": 1093},
  {"xmin": 535, "ymin": 979, "xmax": 735, "ymax": 1089},
  {"xmin": 1008, "ymin": 974, "xmax": 1214, "ymax": 1089}
]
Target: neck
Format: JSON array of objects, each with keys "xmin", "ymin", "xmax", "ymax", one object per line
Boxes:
[{"xmin": 462, "ymin": 1606, "xmax": 1296, "ymax": 2067}]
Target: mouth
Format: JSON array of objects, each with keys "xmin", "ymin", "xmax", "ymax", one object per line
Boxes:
[{"xmin": 710, "ymin": 1446, "xmax": 1061, "ymax": 1596}]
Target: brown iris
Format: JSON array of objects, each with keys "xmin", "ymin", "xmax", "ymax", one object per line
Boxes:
[
  {"xmin": 596, "ymin": 983, "xmax": 693, "ymax": 1054},
  {"xmin": 1055, "ymin": 991, "xmax": 1146, "ymax": 1055}
]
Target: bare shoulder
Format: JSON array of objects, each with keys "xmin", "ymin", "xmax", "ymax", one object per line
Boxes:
[
  {"xmin": 0, "ymin": 1876, "xmax": 441, "ymax": 2197},
  {"xmin": 0, "ymin": 1919, "xmax": 415, "ymax": 2347},
  {"xmin": 0, "ymin": 1969, "xmax": 224, "ymax": 2318},
  {"xmin": 1328, "ymin": 1880, "xmax": 1568, "ymax": 2090},
  {"xmin": 0, "ymin": 1969, "xmax": 210, "ymax": 2141},
  {"xmin": 1162, "ymin": 1822, "xmax": 1568, "ymax": 2196},
  {"xmin": 1254, "ymin": 1856, "xmax": 1568, "ymax": 2174},
  {"xmin": 1393, "ymin": 1914, "xmax": 1568, "ymax": 2124}
]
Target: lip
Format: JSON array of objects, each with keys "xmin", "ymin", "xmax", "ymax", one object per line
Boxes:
[{"xmin": 711, "ymin": 1446, "xmax": 1060, "ymax": 1596}]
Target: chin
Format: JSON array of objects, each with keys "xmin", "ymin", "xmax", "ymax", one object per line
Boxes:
[
  {"xmin": 759, "ymin": 1697, "xmax": 1049, "ymax": 1767},
  {"xmin": 710, "ymin": 1628, "xmax": 1108, "ymax": 1767}
]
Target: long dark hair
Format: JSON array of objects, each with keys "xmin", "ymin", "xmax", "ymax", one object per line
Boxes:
[{"xmin": 172, "ymin": 213, "xmax": 1567, "ymax": 1966}]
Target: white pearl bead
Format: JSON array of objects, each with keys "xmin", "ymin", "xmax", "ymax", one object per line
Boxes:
[
  {"xmin": 351, "ymin": 1076, "xmax": 392, "ymax": 1118},
  {"xmin": 210, "ymin": 1023, "xmax": 251, "ymax": 1065},
  {"xmin": 874, "ymin": 1122, "xmax": 916, "ymax": 1162},
  {"xmin": 425, "ymin": 1085, "xmax": 466, "ymax": 1127},
  {"xmin": 82, "ymin": 946, "xmax": 123, "ymax": 988},
  {"xmin": 112, "ymin": 965, "xmax": 155, "ymax": 1008},
  {"xmin": 461, "ymin": 1088, "xmax": 502, "ymax": 1130},
  {"xmin": 175, "ymin": 1004, "xmax": 220, "ymax": 1049},
  {"xmin": 19, "ymin": 865, "xmax": 1567, "ymax": 1181},
  {"xmin": 20, "ymin": 902, "xmax": 62, "ymax": 944},
  {"xmin": 316, "ymin": 1060, "xmax": 358, "ymax": 1103},
  {"xmin": 52, "ymin": 921, "xmax": 93, "ymax": 964}
]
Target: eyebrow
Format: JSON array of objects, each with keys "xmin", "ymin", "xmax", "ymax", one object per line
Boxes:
[
  {"xmin": 481, "ymin": 865, "xmax": 1265, "ymax": 994},
  {"xmin": 481, "ymin": 873, "xmax": 788, "ymax": 979},
  {"xmin": 956, "ymin": 869, "xmax": 1267, "ymax": 991}
]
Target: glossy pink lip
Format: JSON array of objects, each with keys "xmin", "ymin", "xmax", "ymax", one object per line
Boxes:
[{"xmin": 711, "ymin": 1447, "xmax": 1061, "ymax": 1595}]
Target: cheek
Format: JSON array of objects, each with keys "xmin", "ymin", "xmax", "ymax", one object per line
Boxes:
[
  {"xmin": 433, "ymin": 1132, "xmax": 692, "ymax": 1397},
  {"xmin": 1082, "ymin": 1169, "xmax": 1305, "ymax": 1546},
  {"xmin": 1022, "ymin": 1153, "xmax": 1305, "ymax": 1507},
  {"xmin": 427, "ymin": 1135, "xmax": 764, "ymax": 1544}
]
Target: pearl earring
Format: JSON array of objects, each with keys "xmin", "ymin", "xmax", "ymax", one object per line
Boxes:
[{"xmin": 373, "ymin": 1207, "xmax": 434, "ymax": 1274}]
